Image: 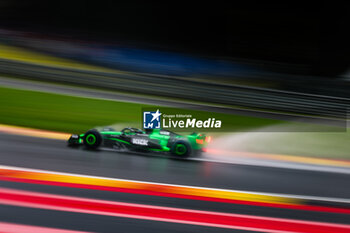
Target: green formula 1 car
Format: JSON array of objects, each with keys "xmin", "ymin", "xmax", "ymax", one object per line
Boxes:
[{"xmin": 67, "ymin": 127, "xmax": 211, "ymax": 157}]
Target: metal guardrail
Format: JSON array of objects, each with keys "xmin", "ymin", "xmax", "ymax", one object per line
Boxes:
[{"xmin": 0, "ymin": 59, "xmax": 348, "ymax": 119}]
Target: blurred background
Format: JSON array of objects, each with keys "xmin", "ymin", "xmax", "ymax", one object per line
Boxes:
[
  {"xmin": 0, "ymin": 1, "xmax": 349, "ymax": 114},
  {"xmin": 0, "ymin": 1, "xmax": 349, "ymax": 233}
]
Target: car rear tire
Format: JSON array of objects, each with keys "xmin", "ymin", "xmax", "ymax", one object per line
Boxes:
[
  {"xmin": 171, "ymin": 141, "xmax": 191, "ymax": 157},
  {"xmin": 83, "ymin": 129, "xmax": 102, "ymax": 149}
]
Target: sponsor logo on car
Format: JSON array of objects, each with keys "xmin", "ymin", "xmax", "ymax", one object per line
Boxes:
[{"xmin": 132, "ymin": 138, "xmax": 149, "ymax": 146}]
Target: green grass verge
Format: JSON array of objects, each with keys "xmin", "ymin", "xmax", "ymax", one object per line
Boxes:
[
  {"xmin": 0, "ymin": 86, "xmax": 144, "ymax": 133},
  {"xmin": 0, "ymin": 86, "xmax": 284, "ymax": 134}
]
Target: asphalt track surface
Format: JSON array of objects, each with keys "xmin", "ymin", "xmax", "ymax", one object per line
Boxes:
[{"xmin": 0, "ymin": 133, "xmax": 349, "ymax": 232}]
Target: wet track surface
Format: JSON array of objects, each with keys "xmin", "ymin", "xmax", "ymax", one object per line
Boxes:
[
  {"xmin": 0, "ymin": 133, "xmax": 349, "ymax": 232},
  {"xmin": 0, "ymin": 133, "xmax": 349, "ymax": 198}
]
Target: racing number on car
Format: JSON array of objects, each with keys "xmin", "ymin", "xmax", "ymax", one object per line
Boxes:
[{"xmin": 132, "ymin": 138, "xmax": 148, "ymax": 146}]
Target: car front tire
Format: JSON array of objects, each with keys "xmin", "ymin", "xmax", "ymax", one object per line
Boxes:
[{"xmin": 83, "ymin": 129, "xmax": 102, "ymax": 149}]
